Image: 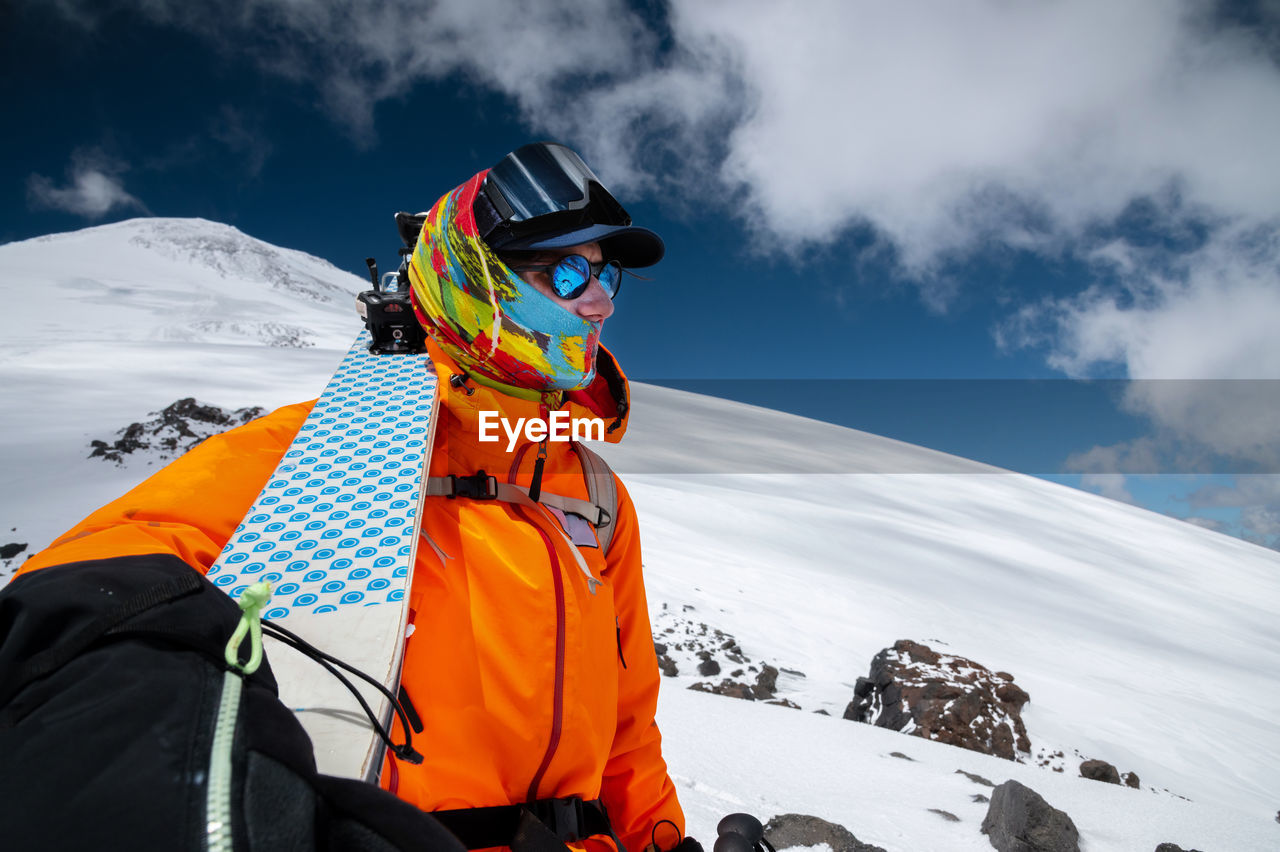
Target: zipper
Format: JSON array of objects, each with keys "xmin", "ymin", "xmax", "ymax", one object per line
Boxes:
[
  {"xmin": 529, "ymin": 402, "xmax": 551, "ymax": 502},
  {"xmin": 523, "ymin": 512, "xmax": 566, "ymax": 803},
  {"xmin": 206, "ymin": 670, "xmax": 243, "ymax": 852}
]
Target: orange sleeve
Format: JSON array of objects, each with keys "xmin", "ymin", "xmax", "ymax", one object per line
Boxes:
[
  {"xmin": 19, "ymin": 401, "xmax": 315, "ymax": 577},
  {"xmin": 599, "ymin": 476, "xmax": 686, "ymax": 852}
]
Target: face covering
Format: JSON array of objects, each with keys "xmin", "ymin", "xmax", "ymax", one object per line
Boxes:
[{"xmin": 407, "ymin": 171, "xmax": 601, "ymax": 393}]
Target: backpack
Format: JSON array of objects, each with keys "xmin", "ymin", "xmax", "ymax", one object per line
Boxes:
[{"xmin": 0, "ymin": 554, "xmax": 467, "ymax": 852}]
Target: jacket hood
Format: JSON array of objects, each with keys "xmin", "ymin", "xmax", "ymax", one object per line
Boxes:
[{"xmin": 424, "ymin": 336, "xmax": 631, "ymax": 445}]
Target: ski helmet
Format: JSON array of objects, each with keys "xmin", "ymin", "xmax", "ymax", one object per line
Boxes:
[{"xmin": 409, "ymin": 143, "xmax": 663, "ymax": 393}]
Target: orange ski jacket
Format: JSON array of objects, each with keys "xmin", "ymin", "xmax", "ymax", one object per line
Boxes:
[{"xmin": 20, "ymin": 339, "xmax": 685, "ymax": 852}]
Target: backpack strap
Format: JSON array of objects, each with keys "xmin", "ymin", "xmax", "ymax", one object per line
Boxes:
[
  {"xmin": 425, "ymin": 445, "xmax": 620, "ymax": 557},
  {"xmin": 570, "ymin": 442, "xmax": 619, "ymax": 556},
  {"xmin": 425, "ymin": 473, "xmax": 601, "ymax": 593}
]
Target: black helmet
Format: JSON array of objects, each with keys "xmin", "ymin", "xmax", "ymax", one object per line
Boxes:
[{"xmin": 474, "ymin": 142, "xmax": 665, "ymax": 268}]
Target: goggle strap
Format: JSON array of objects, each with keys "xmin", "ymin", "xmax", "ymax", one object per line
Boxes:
[{"xmin": 474, "ymin": 187, "xmax": 507, "ymax": 244}]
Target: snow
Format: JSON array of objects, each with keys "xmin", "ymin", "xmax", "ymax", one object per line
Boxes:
[{"xmin": 2, "ymin": 218, "xmax": 1278, "ymax": 851}]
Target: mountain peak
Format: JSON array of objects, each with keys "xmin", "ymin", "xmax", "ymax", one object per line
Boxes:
[{"xmin": 0, "ymin": 216, "xmax": 366, "ymax": 349}]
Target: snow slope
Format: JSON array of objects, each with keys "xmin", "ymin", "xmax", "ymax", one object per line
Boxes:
[{"xmin": 1, "ymin": 219, "xmax": 1277, "ymax": 851}]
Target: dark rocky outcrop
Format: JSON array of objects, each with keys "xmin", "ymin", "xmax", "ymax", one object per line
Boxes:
[
  {"xmin": 956, "ymin": 769, "xmax": 996, "ymax": 787},
  {"xmin": 929, "ymin": 809, "xmax": 960, "ymax": 822},
  {"xmin": 847, "ymin": 640, "xmax": 1031, "ymax": 760},
  {"xmin": 981, "ymin": 780, "xmax": 1080, "ymax": 852},
  {"xmin": 753, "ymin": 664, "xmax": 779, "ymax": 700},
  {"xmin": 1122, "ymin": 771, "xmax": 1140, "ymax": 789},
  {"xmin": 1154, "ymin": 844, "xmax": 1205, "ymax": 852},
  {"xmin": 90, "ymin": 398, "xmax": 264, "ymax": 465},
  {"xmin": 0, "ymin": 541, "xmax": 28, "ymax": 561},
  {"xmin": 689, "ymin": 679, "xmax": 755, "ymax": 700},
  {"xmin": 1079, "ymin": 759, "xmax": 1121, "ymax": 784},
  {"xmin": 655, "ymin": 612, "xmax": 801, "ymax": 708},
  {"xmin": 763, "ymin": 813, "xmax": 887, "ymax": 852}
]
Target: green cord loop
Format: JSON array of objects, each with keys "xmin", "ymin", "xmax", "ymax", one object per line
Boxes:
[{"xmin": 224, "ymin": 581, "xmax": 272, "ymax": 675}]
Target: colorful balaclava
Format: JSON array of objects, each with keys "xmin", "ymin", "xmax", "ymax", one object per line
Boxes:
[{"xmin": 408, "ymin": 171, "xmax": 601, "ymax": 394}]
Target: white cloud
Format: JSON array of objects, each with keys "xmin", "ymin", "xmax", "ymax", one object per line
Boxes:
[
  {"xmin": 1065, "ymin": 439, "xmax": 1164, "ymax": 476},
  {"xmin": 35, "ymin": 2, "xmax": 1280, "ymax": 382},
  {"xmin": 1079, "ymin": 473, "xmax": 1136, "ymax": 505},
  {"xmin": 1004, "ymin": 221, "xmax": 1280, "ymax": 472},
  {"xmin": 1182, "ymin": 515, "xmax": 1226, "ymax": 533},
  {"xmin": 43, "ymin": 2, "xmax": 1280, "ymax": 267},
  {"xmin": 27, "ymin": 150, "xmax": 147, "ymax": 218},
  {"xmin": 1187, "ymin": 475, "xmax": 1280, "ymax": 548}
]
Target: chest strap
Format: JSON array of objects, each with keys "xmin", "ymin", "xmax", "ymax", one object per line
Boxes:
[
  {"xmin": 426, "ymin": 474, "xmax": 612, "ymax": 529},
  {"xmin": 425, "ymin": 473, "xmax": 602, "ymax": 594},
  {"xmin": 431, "ymin": 796, "xmax": 617, "ymax": 852}
]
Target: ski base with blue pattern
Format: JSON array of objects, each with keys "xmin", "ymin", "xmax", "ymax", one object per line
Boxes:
[{"xmin": 207, "ymin": 329, "xmax": 439, "ymax": 782}]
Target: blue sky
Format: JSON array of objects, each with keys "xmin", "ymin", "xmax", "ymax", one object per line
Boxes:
[{"xmin": 3, "ymin": 0, "xmax": 1280, "ymax": 548}]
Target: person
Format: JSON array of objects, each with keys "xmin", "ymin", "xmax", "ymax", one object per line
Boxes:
[{"xmin": 8, "ymin": 142, "xmax": 692, "ymax": 852}]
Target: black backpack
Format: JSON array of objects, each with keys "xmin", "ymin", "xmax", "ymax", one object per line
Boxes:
[{"xmin": 0, "ymin": 554, "xmax": 468, "ymax": 852}]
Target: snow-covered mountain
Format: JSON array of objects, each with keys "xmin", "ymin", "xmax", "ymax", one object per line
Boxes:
[{"xmin": 1, "ymin": 219, "xmax": 1276, "ymax": 851}]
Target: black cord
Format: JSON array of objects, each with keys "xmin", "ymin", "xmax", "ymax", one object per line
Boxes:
[
  {"xmin": 651, "ymin": 819, "xmax": 683, "ymax": 850},
  {"xmin": 261, "ymin": 619, "xmax": 423, "ymax": 764}
]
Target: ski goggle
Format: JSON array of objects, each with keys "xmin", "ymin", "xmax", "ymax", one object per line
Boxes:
[
  {"xmin": 476, "ymin": 142, "xmax": 631, "ymax": 248},
  {"xmin": 507, "ymin": 254, "xmax": 624, "ymax": 300}
]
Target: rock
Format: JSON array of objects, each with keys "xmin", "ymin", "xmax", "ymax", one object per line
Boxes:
[
  {"xmin": 1122, "ymin": 771, "xmax": 1140, "ymax": 789},
  {"xmin": 889, "ymin": 752, "xmax": 915, "ymax": 761},
  {"xmin": 657, "ymin": 655, "xmax": 678, "ymax": 677},
  {"xmin": 1154, "ymin": 845, "xmax": 1205, "ymax": 852},
  {"xmin": 653, "ymin": 642, "xmax": 667, "ymax": 655},
  {"xmin": 766, "ymin": 698, "xmax": 801, "ymax": 709},
  {"xmin": 781, "ymin": 667, "xmax": 806, "ymax": 678},
  {"xmin": 0, "ymin": 542, "xmax": 28, "ymax": 561},
  {"xmin": 1079, "ymin": 759, "xmax": 1121, "ymax": 785},
  {"xmin": 972, "ymin": 794, "xmax": 990, "ymax": 804},
  {"xmin": 848, "ymin": 639, "xmax": 1032, "ymax": 760},
  {"xmin": 813, "ymin": 709, "xmax": 830, "ymax": 716},
  {"xmin": 89, "ymin": 398, "xmax": 264, "ymax": 465},
  {"xmin": 929, "ymin": 809, "xmax": 960, "ymax": 822},
  {"xmin": 698, "ymin": 659, "xmax": 721, "ymax": 677},
  {"xmin": 981, "ymin": 780, "xmax": 1080, "ymax": 852},
  {"xmin": 763, "ymin": 813, "xmax": 887, "ymax": 852},
  {"xmin": 753, "ymin": 664, "xmax": 779, "ymax": 700},
  {"xmin": 689, "ymin": 680, "xmax": 754, "ymax": 700},
  {"xmin": 955, "ymin": 769, "xmax": 995, "ymax": 787}
]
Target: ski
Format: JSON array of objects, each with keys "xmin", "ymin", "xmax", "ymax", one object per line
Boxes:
[{"xmin": 207, "ymin": 295, "xmax": 437, "ymax": 781}]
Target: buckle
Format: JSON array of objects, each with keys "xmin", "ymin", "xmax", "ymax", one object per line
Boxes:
[
  {"xmin": 448, "ymin": 471, "xmax": 498, "ymax": 500},
  {"xmin": 530, "ymin": 797, "xmax": 584, "ymax": 840}
]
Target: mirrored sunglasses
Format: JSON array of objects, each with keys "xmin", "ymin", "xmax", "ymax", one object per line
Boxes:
[{"xmin": 508, "ymin": 254, "xmax": 624, "ymax": 300}]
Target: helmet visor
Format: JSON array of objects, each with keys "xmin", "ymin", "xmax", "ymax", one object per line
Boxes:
[
  {"xmin": 477, "ymin": 142, "xmax": 632, "ymax": 249},
  {"xmin": 486, "ymin": 142, "xmax": 603, "ymax": 222}
]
